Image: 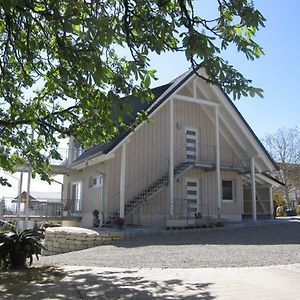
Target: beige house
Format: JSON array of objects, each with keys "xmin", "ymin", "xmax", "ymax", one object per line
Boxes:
[{"xmin": 62, "ymin": 69, "xmax": 281, "ymax": 227}]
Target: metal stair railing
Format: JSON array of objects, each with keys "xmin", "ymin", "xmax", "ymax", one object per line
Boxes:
[
  {"xmin": 104, "ymin": 142, "xmax": 251, "ymax": 225},
  {"xmin": 103, "ymin": 156, "xmax": 170, "ymax": 225},
  {"xmin": 124, "ymin": 161, "xmax": 194, "ymax": 217},
  {"xmin": 104, "ymin": 160, "xmax": 194, "ymax": 225}
]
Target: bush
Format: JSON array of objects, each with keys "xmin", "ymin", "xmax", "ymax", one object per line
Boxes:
[
  {"xmin": 216, "ymin": 221, "xmax": 224, "ymax": 227},
  {"xmin": 115, "ymin": 216, "xmax": 125, "ymax": 228},
  {"xmin": 285, "ymin": 208, "xmax": 297, "ymax": 217},
  {"xmin": 276, "ymin": 205, "xmax": 285, "ymax": 217},
  {"xmin": 0, "ymin": 229, "xmax": 46, "ymax": 270}
]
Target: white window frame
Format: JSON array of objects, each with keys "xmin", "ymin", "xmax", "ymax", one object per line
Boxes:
[
  {"xmin": 222, "ymin": 179, "xmax": 235, "ymax": 202},
  {"xmin": 89, "ymin": 175, "xmax": 103, "ymax": 189},
  {"xmin": 71, "ymin": 181, "xmax": 83, "ymax": 212},
  {"xmin": 185, "ymin": 127, "xmax": 199, "ymax": 162}
]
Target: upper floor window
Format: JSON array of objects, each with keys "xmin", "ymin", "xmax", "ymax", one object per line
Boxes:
[{"xmin": 89, "ymin": 175, "xmax": 103, "ymax": 188}]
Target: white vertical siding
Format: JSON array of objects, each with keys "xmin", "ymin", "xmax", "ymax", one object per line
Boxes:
[
  {"xmin": 220, "ymin": 171, "xmax": 243, "ymax": 218},
  {"xmin": 64, "ymin": 82, "xmax": 250, "ymax": 225}
]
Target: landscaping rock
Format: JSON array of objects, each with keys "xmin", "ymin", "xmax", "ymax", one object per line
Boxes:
[{"xmin": 42, "ymin": 227, "xmax": 123, "ymax": 255}]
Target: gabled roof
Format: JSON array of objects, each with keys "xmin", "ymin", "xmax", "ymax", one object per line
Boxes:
[
  {"xmin": 72, "ymin": 69, "xmax": 196, "ymax": 164},
  {"xmin": 261, "ymin": 172, "xmax": 285, "ymax": 186},
  {"xmin": 71, "ymin": 68, "xmax": 277, "ymax": 171},
  {"xmin": 73, "ymin": 82, "xmax": 173, "ymax": 163}
]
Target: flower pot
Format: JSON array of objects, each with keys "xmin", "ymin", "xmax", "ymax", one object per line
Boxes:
[{"xmin": 11, "ymin": 250, "xmax": 28, "ymax": 268}]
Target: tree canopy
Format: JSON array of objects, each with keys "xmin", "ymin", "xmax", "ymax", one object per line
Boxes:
[
  {"xmin": 0, "ymin": 0, "xmax": 265, "ymax": 185},
  {"xmin": 263, "ymin": 127, "xmax": 300, "ymax": 205}
]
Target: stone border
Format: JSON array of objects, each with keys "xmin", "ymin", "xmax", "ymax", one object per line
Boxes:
[
  {"xmin": 42, "ymin": 227, "xmax": 124, "ymax": 256},
  {"xmin": 43, "ymin": 219, "xmax": 291, "ymax": 256}
]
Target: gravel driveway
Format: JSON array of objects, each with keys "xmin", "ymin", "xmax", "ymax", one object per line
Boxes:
[{"xmin": 39, "ymin": 221, "xmax": 300, "ymax": 268}]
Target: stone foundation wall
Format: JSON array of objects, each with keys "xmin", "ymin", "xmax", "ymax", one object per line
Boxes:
[
  {"xmin": 42, "ymin": 227, "xmax": 123, "ymax": 256},
  {"xmin": 42, "ymin": 225, "xmax": 227, "ymax": 256}
]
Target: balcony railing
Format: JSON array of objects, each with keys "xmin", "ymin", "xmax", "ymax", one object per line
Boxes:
[
  {"xmin": 174, "ymin": 143, "xmax": 250, "ymax": 170},
  {"xmin": 42, "ymin": 147, "xmax": 86, "ymax": 166},
  {"xmin": 2, "ymin": 197, "xmax": 82, "ymax": 219}
]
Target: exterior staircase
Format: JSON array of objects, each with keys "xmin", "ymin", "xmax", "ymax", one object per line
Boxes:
[{"xmin": 105, "ymin": 161, "xmax": 193, "ymax": 225}]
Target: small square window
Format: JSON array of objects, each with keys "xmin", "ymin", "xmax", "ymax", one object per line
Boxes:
[
  {"xmin": 89, "ymin": 175, "xmax": 103, "ymax": 188},
  {"xmin": 222, "ymin": 180, "xmax": 234, "ymax": 201}
]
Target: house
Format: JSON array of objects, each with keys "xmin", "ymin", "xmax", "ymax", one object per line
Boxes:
[{"xmin": 62, "ymin": 69, "xmax": 281, "ymax": 228}]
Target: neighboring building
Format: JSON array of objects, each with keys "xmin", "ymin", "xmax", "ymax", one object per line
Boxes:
[{"xmin": 62, "ymin": 69, "xmax": 281, "ymax": 227}]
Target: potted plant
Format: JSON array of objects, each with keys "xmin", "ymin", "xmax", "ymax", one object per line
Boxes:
[
  {"xmin": 92, "ymin": 209, "xmax": 100, "ymax": 227},
  {"xmin": 0, "ymin": 229, "xmax": 46, "ymax": 269},
  {"xmin": 115, "ymin": 216, "xmax": 125, "ymax": 229},
  {"xmin": 194, "ymin": 212, "xmax": 202, "ymax": 225},
  {"xmin": 194, "ymin": 212, "xmax": 202, "ymax": 219}
]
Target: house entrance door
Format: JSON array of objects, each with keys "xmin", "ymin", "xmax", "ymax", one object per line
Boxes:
[
  {"xmin": 186, "ymin": 178, "xmax": 200, "ymax": 218},
  {"xmin": 185, "ymin": 128, "xmax": 198, "ymax": 161}
]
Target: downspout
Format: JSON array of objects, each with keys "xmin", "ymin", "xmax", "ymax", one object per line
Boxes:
[{"xmin": 52, "ymin": 179, "xmax": 64, "ymax": 218}]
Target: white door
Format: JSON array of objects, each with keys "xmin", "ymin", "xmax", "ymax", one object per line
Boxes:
[
  {"xmin": 186, "ymin": 179, "xmax": 200, "ymax": 217},
  {"xmin": 71, "ymin": 182, "xmax": 82, "ymax": 212},
  {"xmin": 185, "ymin": 128, "xmax": 198, "ymax": 161}
]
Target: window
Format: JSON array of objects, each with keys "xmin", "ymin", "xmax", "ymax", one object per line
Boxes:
[
  {"xmin": 71, "ymin": 182, "xmax": 82, "ymax": 212},
  {"xmin": 89, "ymin": 175, "xmax": 103, "ymax": 188},
  {"xmin": 222, "ymin": 180, "xmax": 234, "ymax": 201}
]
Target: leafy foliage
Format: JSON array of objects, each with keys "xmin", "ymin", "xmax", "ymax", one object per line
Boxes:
[
  {"xmin": 0, "ymin": 0, "xmax": 266, "ymax": 183},
  {"xmin": 0, "ymin": 229, "xmax": 46, "ymax": 269}
]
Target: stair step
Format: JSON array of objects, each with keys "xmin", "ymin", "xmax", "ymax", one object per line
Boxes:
[{"xmin": 113, "ymin": 161, "xmax": 193, "ymax": 217}]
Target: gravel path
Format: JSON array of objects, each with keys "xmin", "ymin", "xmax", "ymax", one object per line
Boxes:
[{"xmin": 39, "ymin": 221, "xmax": 300, "ymax": 268}]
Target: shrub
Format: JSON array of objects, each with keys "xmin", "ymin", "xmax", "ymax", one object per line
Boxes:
[
  {"xmin": 115, "ymin": 217, "xmax": 125, "ymax": 228},
  {"xmin": 216, "ymin": 221, "xmax": 224, "ymax": 227},
  {"xmin": 0, "ymin": 229, "xmax": 46, "ymax": 270},
  {"xmin": 285, "ymin": 208, "xmax": 297, "ymax": 217}
]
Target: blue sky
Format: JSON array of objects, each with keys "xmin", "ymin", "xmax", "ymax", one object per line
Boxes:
[
  {"xmin": 1, "ymin": 1, "xmax": 299, "ymax": 198},
  {"xmin": 149, "ymin": 0, "xmax": 300, "ymax": 139}
]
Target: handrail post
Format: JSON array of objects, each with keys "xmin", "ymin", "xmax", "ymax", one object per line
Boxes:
[
  {"xmin": 169, "ymin": 98, "xmax": 174, "ymax": 217},
  {"xmin": 215, "ymin": 107, "xmax": 221, "ymax": 219}
]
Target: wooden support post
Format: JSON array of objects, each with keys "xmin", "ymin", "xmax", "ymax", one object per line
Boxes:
[
  {"xmin": 215, "ymin": 107, "xmax": 221, "ymax": 218},
  {"xmin": 120, "ymin": 143, "xmax": 127, "ymax": 218},
  {"xmin": 169, "ymin": 98, "xmax": 174, "ymax": 217},
  {"xmin": 251, "ymin": 157, "xmax": 257, "ymax": 222}
]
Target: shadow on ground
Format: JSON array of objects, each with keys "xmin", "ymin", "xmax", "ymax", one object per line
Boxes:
[
  {"xmin": 0, "ymin": 266, "xmax": 215, "ymax": 299},
  {"xmin": 67, "ymin": 268, "xmax": 215, "ymax": 299},
  {"xmin": 0, "ymin": 266, "xmax": 69, "ymax": 299}
]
